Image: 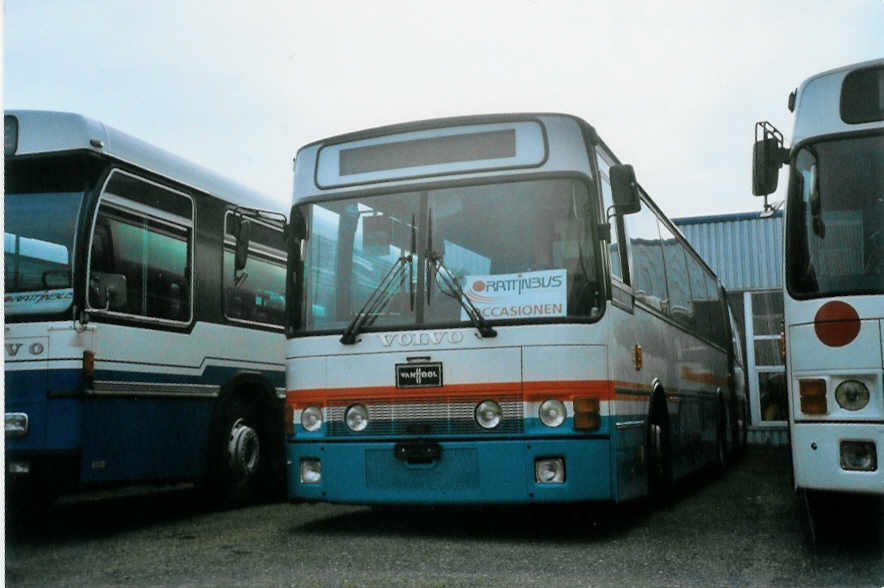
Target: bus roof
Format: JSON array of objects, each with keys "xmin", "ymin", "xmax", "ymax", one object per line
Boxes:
[
  {"xmin": 295, "ymin": 112, "xmax": 593, "ymax": 154},
  {"xmin": 292, "ymin": 112, "xmax": 613, "ymax": 201},
  {"xmin": 5, "ymin": 109, "xmax": 285, "ymax": 214},
  {"xmin": 792, "ymin": 58, "xmax": 884, "ymax": 146}
]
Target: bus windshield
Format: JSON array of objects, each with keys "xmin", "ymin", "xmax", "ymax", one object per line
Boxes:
[
  {"xmin": 786, "ymin": 134, "xmax": 884, "ymax": 298},
  {"xmin": 298, "ymin": 178, "xmax": 603, "ymax": 333},
  {"xmin": 4, "ymin": 155, "xmax": 104, "ymax": 316}
]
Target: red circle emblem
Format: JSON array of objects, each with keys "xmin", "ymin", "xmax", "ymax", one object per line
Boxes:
[
  {"xmin": 814, "ymin": 301, "xmax": 861, "ymax": 347},
  {"xmin": 472, "ymin": 280, "xmax": 486, "ymax": 292}
]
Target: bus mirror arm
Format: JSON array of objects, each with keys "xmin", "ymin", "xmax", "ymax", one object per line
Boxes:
[
  {"xmin": 597, "ymin": 221, "xmax": 612, "ymax": 243},
  {"xmin": 73, "ymin": 305, "xmax": 89, "ymax": 331}
]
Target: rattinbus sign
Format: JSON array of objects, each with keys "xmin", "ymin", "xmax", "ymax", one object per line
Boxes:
[{"xmin": 462, "ymin": 269, "xmax": 567, "ymax": 319}]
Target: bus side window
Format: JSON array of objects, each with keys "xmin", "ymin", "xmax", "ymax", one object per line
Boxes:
[
  {"xmin": 657, "ymin": 219, "xmax": 694, "ymax": 329},
  {"xmin": 595, "ymin": 146, "xmax": 630, "ymax": 285},
  {"xmin": 625, "ymin": 200, "xmax": 666, "ymax": 311},
  {"xmin": 223, "ymin": 213, "xmax": 286, "ymax": 327},
  {"xmin": 88, "ymin": 171, "xmax": 193, "ymax": 322}
]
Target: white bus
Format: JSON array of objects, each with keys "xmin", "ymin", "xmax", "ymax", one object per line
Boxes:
[
  {"xmin": 4, "ymin": 110, "xmax": 288, "ymax": 512},
  {"xmin": 752, "ymin": 60, "xmax": 884, "ymax": 509},
  {"xmin": 284, "ymin": 113, "xmax": 744, "ymax": 506}
]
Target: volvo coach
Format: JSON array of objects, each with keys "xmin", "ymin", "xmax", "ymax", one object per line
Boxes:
[{"xmin": 285, "ymin": 113, "xmax": 740, "ymax": 505}]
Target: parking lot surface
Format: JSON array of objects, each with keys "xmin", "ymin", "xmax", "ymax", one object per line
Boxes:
[{"xmin": 5, "ymin": 448, "xmax": 883, "ymax": 587}]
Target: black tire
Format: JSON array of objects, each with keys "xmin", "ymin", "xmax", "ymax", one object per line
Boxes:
[
  {"xmin": 647, "ymin": 391, "xmax": 673, "ymax": 504},
  {"xmin": 736, "ymin": 402, "xmax": 748, "ymax": 458},
  {"xmin": 205, "ymin": 392, "xmax": 279, "ymax": 508},
  {"xmin": 5, "ymin": 480, "xmax": 55, "ymax": 524},
  {"xmin": 714, "ymin": 401, "xmax": 728, "ymax": 474}
]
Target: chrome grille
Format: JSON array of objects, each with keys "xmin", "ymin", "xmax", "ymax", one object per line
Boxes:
[{"xmin": 327, "ymin": 394, "xmax": 523, "ymax": 436}]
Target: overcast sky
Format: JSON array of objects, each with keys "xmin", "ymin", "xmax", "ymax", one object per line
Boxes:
[{"xmin": 4, "ymin": 1, "xmax": 883, "ymax": 217}]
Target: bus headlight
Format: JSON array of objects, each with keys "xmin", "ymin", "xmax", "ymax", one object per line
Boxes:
[
  {"xmin": 475, "ymin": 400, "xmax": 502, "ymax": 429},
  {"xmin": 345, "ymin": 404, "xmax": 369, "ymax": 432},
  {"xmin": 840, "ymin": 441, "xmax": 877, "ymax": 472},
  {"xmin": 534, "ymin": 457, "xmax": 566, "ymax": 483},
  {"xmin": 539, "ymin": 399, "xmax": 566, "ymax": 428},
  {"xmin": 301, "ymin": 406, "xmax": 323, "ymax": 432},
  {"xmin": 300, "ymin": 458, "xmax": 322, "ymax": 483},
  {"xmin": 5, "ymin": 413, "xmax": 29, "ymax": 438},
  {"xmin": 835, "ymin": 380, "xmax": 870, "ymax": 411}
]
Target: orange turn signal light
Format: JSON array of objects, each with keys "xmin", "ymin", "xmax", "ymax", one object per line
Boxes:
[
  {"xmin": 574, "ymin": 396, "xmax": 601, "ymax": 430},
  {"xmin": 83, "ymin": 350, "xmax": 95, "ymax": 378},
  {"xmin": 284, "ymin": 396, "xmax": 296, "ymax": 436},
  {"xmin": 799, "ymin": 379, "xmax": 827, "ymax": 415}
]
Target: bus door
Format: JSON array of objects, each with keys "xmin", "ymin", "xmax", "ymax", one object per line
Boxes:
[{"xmin": 80, "ymin": 170, "xmax": 200, "ymax": 484}]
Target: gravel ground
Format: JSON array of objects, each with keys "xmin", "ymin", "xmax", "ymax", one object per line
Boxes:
[{"xmin": 5, "ymin": 448, "xmax": 883, "ymax": 587}]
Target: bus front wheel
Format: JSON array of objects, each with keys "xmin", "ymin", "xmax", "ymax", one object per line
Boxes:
[
  {"xmin": 647, "ymin": 392, "xmax": 673, "ymax": 504},
  {"xmin": 207, "ymin": 392, "xmax": 275, "ymax": 507}
]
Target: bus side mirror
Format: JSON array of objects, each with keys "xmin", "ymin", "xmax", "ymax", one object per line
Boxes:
[
  {"xmin": 234, "ymin": 219, "xmax": 251, "ymax": 272},
  {"xmin": 752, "ymin": 137, "xmax": 785, "ymax": 196},
  {"xmin": 752, "ymin": 121, "xmax": 788, "ymax": 197},
  {"xmin": 610, "ymin": 164, "xmax": 641, "ymax": 215}
]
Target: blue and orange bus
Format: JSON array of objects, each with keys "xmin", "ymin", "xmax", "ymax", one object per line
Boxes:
[{"xmin": 284, "ymin": 113, "xmax": 742, "ymax": 505}]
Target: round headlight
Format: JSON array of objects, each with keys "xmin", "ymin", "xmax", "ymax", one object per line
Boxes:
[
  {"xmin": 835, "ymin": 380, "xmax": 870, "ymax": 411},
  {"xmin": 301, "ymin": 405, "xmax": 323, "ymax": 432},
  {"xmin": 539, "ymin": 399, "xmax": 566, "ymax": 427},
  {"xmin": 345, "ymin": 403, "xmax": 369, "ymax": 432},
  {"xmin": 475, "ymin": 400, "xmax": 502, "ymax": 429}
]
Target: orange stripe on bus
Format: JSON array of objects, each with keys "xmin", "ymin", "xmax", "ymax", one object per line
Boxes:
[{"xmin": 286, "ymin": 379, "xmax": 655, "ymax": 408}]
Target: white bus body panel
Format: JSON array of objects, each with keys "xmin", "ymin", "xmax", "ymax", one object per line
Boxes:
[
  {"xmin": 786, "ymin": 295, "xmax": 884, "ymax": 494},
  {"xmin": 792, "ymin": 58, "xmax": 884, "ymax": 146}
]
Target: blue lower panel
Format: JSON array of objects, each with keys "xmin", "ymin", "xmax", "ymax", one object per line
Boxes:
[
  {"xmin": 81, "ymin": 397, "xmax": 212, "ymax": 484},
  {"xmin": 287, "ymin": 438, "xmax": 612, "ymax": 505}
]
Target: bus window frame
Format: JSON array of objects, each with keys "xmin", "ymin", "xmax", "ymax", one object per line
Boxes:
[
  {"xmin": 222, "ymin": 209, "xmax": 287, "ymax": 331},
  {"xmin": 84, "ymin": 168, "xmax": 196, "ymax": 329}
]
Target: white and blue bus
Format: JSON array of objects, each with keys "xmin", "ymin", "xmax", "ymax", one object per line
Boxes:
[
  {"xmin": 753, "ymin": 60, "xmax": 884, "ymax": 505},
  {"xmin": 283, "ymin": 113, "xmax": 743, "ymax": 505},
  {"xmin": 4, "ymin": 110, "xmax": 288, "ymax": 511}
]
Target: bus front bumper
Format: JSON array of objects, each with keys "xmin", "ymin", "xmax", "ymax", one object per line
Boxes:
[
  {"xmin": 792, "ymin": 423, "xmax": 884, "ymax": 495},
  {"xmin": 286, "ymin": 437, "xmax": 612, "ymax": 505}
]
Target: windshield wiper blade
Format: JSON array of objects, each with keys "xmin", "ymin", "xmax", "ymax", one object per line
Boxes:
[
  {"xmin": 426, "ymin": 251, "xmax": 497, "ymax": 338},
  {"xmin": 340, "ymin": 217, "xmax": 416, "ymax": 345},
  {"xmin": 340, "ymin": 253, "xmax": 412, "ymax": 345}
]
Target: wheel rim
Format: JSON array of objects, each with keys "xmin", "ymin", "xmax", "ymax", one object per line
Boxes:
[{"xmin": 228, "ymin": 418, "xmax": 260, "ymax": 479}]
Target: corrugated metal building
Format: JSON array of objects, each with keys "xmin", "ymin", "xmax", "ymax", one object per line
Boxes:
[{"xmin": 674, "ymin": 211, "xmax": 789, "ymax": 446}]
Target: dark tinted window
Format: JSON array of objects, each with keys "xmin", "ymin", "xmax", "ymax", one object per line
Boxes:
[
  {"xmin": 224, "ymin": 214, "xmax": 286, "ymax": 326},
  {"xmin": 841, "ymin": 65, "xmax": 884, "ymax": 124}
]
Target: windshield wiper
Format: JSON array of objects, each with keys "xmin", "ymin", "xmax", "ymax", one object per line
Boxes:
[
  {"xmin": 426, "ymin": 251, "xmax": 497, "ymax": 339},
  {"xmin": 424, "ymin": 207, "xmax": 495, "ymax": 338},
  {"xmin": 340, "ymin": 217, "xmax": 415, "ymax": 345}
]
